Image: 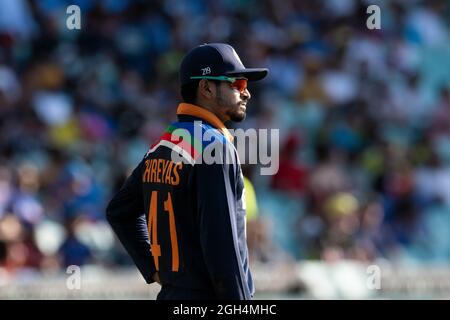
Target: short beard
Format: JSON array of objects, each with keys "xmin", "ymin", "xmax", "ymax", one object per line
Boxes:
[
  {"xmin": 216, "ymin": 88, "xmax": 246, "ymax": 122},
  {"xmin": 228, "ymin": 110, "xmax": 246, "ymax": 122}
]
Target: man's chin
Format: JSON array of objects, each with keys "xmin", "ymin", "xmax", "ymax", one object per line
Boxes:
[{"xmin": 230, "ymin": 112, "xmax": 246, "ymax": 122}]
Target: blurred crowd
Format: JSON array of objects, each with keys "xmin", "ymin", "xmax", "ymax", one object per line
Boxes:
[{"xmin": 0, "ymin": 0, "xmax": 449, "ymax": 279}]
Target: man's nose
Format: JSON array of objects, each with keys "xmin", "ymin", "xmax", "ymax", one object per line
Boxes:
[{"xmin": 242, "ymin": 88, "xmax": 251, "ymax": 100}]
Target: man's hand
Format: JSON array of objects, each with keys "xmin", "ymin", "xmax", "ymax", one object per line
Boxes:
[{"xmin": 153, "ymin": 272, "xmax": 161, "ymax": 284}]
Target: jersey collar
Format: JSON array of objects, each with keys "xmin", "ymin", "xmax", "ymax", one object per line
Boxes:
[{"xmin": 176, "ymin": 103, "xmax": 234, "ymax": 143}]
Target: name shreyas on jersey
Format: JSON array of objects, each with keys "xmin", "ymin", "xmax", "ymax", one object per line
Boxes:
[{"xmin": 143, "ymin": 159, "xmax": 183, "ymax": 186}]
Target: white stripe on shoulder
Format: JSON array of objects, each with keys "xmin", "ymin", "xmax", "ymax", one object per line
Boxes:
[{"xmin": 146, "ymin": 140, "xmax": 195, "ymax": 165}]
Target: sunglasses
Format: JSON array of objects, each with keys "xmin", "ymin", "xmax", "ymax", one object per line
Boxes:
[{"xmin": 190, "ymin": 75, "xmax": 248, "ymax": 93}]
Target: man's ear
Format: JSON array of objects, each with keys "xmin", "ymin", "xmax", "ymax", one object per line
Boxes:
[{"xmin": 198, "ymin": 79, "xmax": 215, "ymax": 100}]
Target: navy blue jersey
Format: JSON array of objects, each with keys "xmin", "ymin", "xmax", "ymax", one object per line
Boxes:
[{"xmin": 106, "ymin": 103, "xmax": 254, "ymax": 300}]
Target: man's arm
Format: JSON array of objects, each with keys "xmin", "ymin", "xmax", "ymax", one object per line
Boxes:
[
  {"xmin": 196, "ymin": 159, "xmax": 249, "ymax": 300},
  {"xmin": 106, "ymin": 161, "xmax": 158, "ymax": 284}
]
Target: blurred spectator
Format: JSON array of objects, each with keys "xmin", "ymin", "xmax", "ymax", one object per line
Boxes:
[
  {"xmin": 59, "ymin": 216, "xmax": 92, "ymax": 267},
  {"xmin": 270, "ymin": 132, "xmax": 308, "ymax": 195}
]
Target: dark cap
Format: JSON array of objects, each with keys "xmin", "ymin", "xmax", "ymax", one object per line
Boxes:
[{"xmin": 179, "ymin": 43, "xmax": 269, "ymax": 86}]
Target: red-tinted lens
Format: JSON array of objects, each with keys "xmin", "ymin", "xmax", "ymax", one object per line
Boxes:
[{"xmin": 230, "ymin": 79, "xmax": 248, "ymax": 93}]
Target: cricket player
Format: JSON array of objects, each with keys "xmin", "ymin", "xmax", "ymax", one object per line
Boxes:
[{"xmin": 106, "ymin": 43, "xmax": 268, "ymax": 300}]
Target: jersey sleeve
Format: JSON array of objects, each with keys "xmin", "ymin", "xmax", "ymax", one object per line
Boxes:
[
  {"xmin": 195, "ymin": 155, "xmax": 249, "ymax": 300},
  {"xmin": 106, "ymin": 160, "xmax": 157, "ymax": 284}
]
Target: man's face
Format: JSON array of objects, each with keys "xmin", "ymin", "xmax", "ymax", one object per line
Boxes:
[{"xmin": 213, "ymin": 80, "xmax": 251, "ymax": 123}]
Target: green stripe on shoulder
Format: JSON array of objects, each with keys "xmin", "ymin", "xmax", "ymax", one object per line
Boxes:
[{"xmin": 165, "ymin": 124, "xmax": 203, "ymax": 154}]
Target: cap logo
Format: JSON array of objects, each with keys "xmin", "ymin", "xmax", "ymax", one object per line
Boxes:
[{"xmin": 201, "ymin": 67, "xmax": 211, "ymax": 75}]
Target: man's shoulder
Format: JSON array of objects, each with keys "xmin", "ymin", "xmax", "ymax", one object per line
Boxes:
[{"xmin": 145, "ymin": 120, "xmax": 235, "ymax": 166}]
